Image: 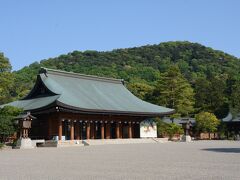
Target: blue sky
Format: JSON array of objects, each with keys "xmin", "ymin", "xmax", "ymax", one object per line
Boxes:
[{"xmin": 0, "ymin": 0, "xmax": 239, "ymax": 70}]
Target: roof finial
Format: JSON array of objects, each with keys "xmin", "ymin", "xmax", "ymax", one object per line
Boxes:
[{"xmin": 39, "ymin": 67, "xmax": 48, "ymax": 77}]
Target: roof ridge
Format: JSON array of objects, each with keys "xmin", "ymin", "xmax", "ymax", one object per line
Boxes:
[{"xmin": 39, "ymin": 67, "xmax": 124, "ymax": 84}]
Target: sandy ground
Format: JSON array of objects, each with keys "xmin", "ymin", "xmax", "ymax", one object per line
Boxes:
[{"xmin": 0, "ymin": 140, "xmax": 240, "ymax": 180}]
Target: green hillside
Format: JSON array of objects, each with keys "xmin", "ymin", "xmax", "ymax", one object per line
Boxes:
[{"xmin": 11, "ymin": 41, "xmax": 240, "ymax": 118}]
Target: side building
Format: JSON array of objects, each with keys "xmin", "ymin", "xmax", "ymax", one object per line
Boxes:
[{"xmin": 1, "ymin": 68, "xmax": 174, "ymax": 142}]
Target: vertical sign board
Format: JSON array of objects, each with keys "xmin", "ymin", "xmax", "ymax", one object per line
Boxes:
[{"xmin": 140, "ymin": 119, "xmax": 157, "ymax": 138}]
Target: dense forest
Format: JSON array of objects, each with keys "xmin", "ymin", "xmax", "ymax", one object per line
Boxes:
[{"xmin": 2, "ymin": 41, "xmax": 240, "ymax": 119}]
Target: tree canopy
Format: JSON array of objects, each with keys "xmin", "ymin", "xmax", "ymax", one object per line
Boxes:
[
  {"xmin": 154, "ymin": 65, "xmax": 195, "ymax": 117},
  {"xmin": 195, "ymin": 112, "xmax": 220, "ymax": 133},
  {"xmin": 0, "ymin": 106, "xmax": 23, "ymax": 142},
  {"xmin": 0, "ymin": 53, "xmax": 14, "ymax": 104}
]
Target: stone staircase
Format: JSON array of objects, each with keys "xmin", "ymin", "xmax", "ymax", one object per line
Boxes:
[
  {"xmin": 41, "ymin": 140, "xmax": 84, "ymax": 147},
  {"xmin": 41, "ymin": 138, "xmax": 169, "ymax": 148}
]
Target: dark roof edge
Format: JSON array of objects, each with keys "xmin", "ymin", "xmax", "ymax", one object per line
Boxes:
[
  {"xmin": 39, "ymin": 67, "xmax": 124, "ymax": 84},
  {"xmin": 55, "ymin": 100, "xmax": 175, "ymax": 116}
]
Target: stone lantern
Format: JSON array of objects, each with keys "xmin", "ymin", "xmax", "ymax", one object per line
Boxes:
[
  {"xmin": 15, "ymin": 112, "xmax": 36, "ymax": 149},
  {"xmin": 180, "ymin": 119, "xmax": 192, "ymax": 142}
]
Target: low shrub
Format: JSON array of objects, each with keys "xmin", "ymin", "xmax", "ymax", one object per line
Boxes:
[
  {"xmin": 0, "ymin": 142, "xmax": 4, "ymax": 149},
  {"xmin": 156, "ymin": 118, "xmax": 184, "ymax": 140}
]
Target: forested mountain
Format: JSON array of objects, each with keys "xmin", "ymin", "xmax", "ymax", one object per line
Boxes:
[{"xmin": 9, "ymin": 41, "xmax": 240, "ymax": 118}]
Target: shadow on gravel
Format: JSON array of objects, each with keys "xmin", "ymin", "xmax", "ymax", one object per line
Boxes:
[{"xmin": 202, "ymin": 148, "xmax": 240, "ymax": 153}]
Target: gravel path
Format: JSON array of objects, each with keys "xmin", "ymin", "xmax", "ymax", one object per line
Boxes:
[{"xmin": 0, "ymin": 141, "xmax": 240, "ymax": 180}]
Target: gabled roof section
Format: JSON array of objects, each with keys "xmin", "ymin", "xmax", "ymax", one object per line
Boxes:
[
  {"xmin": 23, "ymin": 75, "xmax": 58, "ymax": 100},
  {"xmin": 37, "ymin": 67, "xmax": 174, "ymax": 115}
]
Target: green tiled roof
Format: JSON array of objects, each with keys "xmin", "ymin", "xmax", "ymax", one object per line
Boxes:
[
  {"xmin": 1, "ymin": 95, "xmax": 60, "ymax": 111},
  {"xmin": 1, "ymin": 68, "xmax": 174, "ymax": 116}
]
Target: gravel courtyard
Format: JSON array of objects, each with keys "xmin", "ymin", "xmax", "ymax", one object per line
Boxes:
[{"xmin": 0, "ymin": 141, "xmax": 240, "ymax": 180}]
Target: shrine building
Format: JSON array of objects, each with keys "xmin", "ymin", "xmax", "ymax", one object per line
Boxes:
[{"xmin": 3, "ymin": 68, "xmax": 174, "ymax": 142}]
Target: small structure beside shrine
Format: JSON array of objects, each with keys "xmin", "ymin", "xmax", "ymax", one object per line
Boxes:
[
  {"xmin": 181, "ymin": 119, "xmax": 192, "ymax": 142},
  {"xmin": 15, "ymin": 112, "xmax": 36, "ymax": 149},
  {"xmin": 2, "ymin": 68, "xmax": 174, "ymax": 147}
]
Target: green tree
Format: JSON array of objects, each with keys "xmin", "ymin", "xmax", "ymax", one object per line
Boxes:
[
  {"xmin": 154, "ymin": 65, "xmax": 195, "ymax": 117},
  {"xmin": 195, "ymin": 112, "xmax": 220, "ymax": 134},
  {"xmin": 208, "ymin": 75, "xmax": 228, "ymax": 117},
  {"xmin": 0, "ymin": 106, "xmax": 23, "ymax": 142},
  {"xmin": 127, "ymin": 82, "xmax": 154, "ymax": 101},
  {"xmin": 194, "ymin": 77, "xmax": 211, "ymax": 112},
  {"xmin": 194, "ymin": 75, "xmax": 228, "ymax": 118},
  {"xmin": 156, "ymin": 118, "xmax": 169, "ymax": 137},
  {"xmin": 0, "ymin": 53, "xmax": 14, "ymax": 104}
]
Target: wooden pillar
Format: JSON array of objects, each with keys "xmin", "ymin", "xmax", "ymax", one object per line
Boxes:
[
  {"xmin": 58, "ymin": 119, "xmax": 62, "ymax": 141},
  {"xmin": 86, "ymin": 122, "xmax": 90, "ymax": 139},
  {"xmin": 25, "ymin": 129, "xmax": 28, "ymax": 138},
  {"xmin": 75, "ymin": 122, "xmax": 80, "ymax": 140},
  {"xmin": 132, "ymin": 123, "xmax": 135, "ymax": 138},
  {"xmin": 79, "ymin": 122, "xmax": 82, "ymax": 140},
  {"xmin": 115, "ymin": 122, "xmax": 120, "ymax": 139},
  {"xmin": 128, "ymin": 122, "xmax": 132, "ymax": 138},
  {"xmin": 22, "ymin": 129, "xmax": 25, "ymax": 138},
  {"xmin": 101, "ymin": 122, "xmax": 105, "ymax": 139},
  {"xmin": 90, "ymin": 122, "xmax": 95, "ymax": 139},
  {"xmin": 70, "ymin": 120, "xmax": 74, "ymax": 140},
  {"xmin": 106, "ymin": 122, "xmax": 111, "ymax": 139},
  {"xmin": 94, "ymin": 122, "xmax": 97, "ymax": 139},
  {"xmin": 119, "ymin": 123, "xmax": 123, "ymax": 138},
  {"xmin": 25, "ymin": 129, "xmax": 27, "ymax": 138},
  {"xmin": 20, "ymin": 128, "xmax": 23, "ymax": 138}
]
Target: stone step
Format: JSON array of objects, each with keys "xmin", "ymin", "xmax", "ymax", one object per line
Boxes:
[
  {"xmin": 57, "ymin": 143, "xmax": 84, "ymax": 147},
  {"xmin": 41, "ymin": 140, "xmax": 57, "ymax": 147},
  {"xmin": 57, "ymin": 140, "xmax": 84, "ymax": 147},
  {"xmin": 152, "ymin": 138, "xmax": 169, "ymax": 143}
]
